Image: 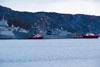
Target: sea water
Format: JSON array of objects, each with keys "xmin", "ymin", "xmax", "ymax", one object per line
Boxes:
[{"xmin": 0, "ymin": 39, "xmax": 100, "ymax": 67}]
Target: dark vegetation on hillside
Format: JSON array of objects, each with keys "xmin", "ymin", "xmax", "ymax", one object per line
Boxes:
[{"xmin": 0, "ymin": 5, "xmax": 100, "ymax": 34}]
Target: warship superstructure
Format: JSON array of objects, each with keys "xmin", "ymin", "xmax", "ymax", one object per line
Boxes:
[{"xmin": 0, "ymin": 17, "xmax": 15, "ymax": 39}]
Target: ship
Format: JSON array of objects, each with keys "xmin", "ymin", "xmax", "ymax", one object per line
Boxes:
[
  {"xmin": 13, "ymin": 26, "xmax": 37, "ymax": 39},
  {"xmin": 13, "ymin": 26, "xmax": 68, "ymax": 39},
  {"xmin": 74, "ymin": 32, "xmax": 99, "ymax": 39},
  {"xmin": 13, "ymin": 18, "xmax": 68, "ymax": 39},
  {"xmin": 0, "ymin": 17, "xmax": 16, "ymax": 39},
  {"xmin": 38, "ymin": 17, "xmax": 68, "ymax": 39},
  {"xmin": 40, "ymin": 29, "xmax": 68, "ymax": 39},
  {"xmin": 74, "ymin": 25, "xmax": 99, "ymax": 39},
  {"xmin": 13, "ymin": 16, "xmax": 68, "ymax": 39},
  {"xmin": 28, "ymin": 32, "xmax": 43, "ymax": 39}
]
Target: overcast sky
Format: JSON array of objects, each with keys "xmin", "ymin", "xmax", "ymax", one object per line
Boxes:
[{"xmin": 0, "ymin": 0, "xmax": 100, "ymax": 16}]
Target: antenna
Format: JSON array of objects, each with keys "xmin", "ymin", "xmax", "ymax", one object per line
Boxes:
[{"xmin": 88, "ymin": 25, "xmax": 91, "ymax": 33}]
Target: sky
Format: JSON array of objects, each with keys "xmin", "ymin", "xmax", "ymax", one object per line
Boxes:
[{"xmin": 0, "ymin": 0, "xmax": 100, "ymax": 16}]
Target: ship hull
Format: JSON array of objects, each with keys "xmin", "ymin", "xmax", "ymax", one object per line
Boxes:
[
  {"xmin": 41, "ymin": 34, "xmax": 68, "ymax": 39},
  {"xmin": 74, "ymin": 35, "xmax": 99, "ymax": 39},
  {"xmin": 0, "ymin": 31, "xmax": 16, "ymax": 39},
  {"xmin": 14, "ymin": 32, "xmax": 68, "ymax": 39},
  {"xmin": 41, "ymin": 30, "xmax": 68, "ymax": 39},
  {"xmin": 13, "ymin": 31, "xmax": 33, "ymax": 39},
  {"xmin": 0, "ymin": 35, "xmax": 15, "ymax": 39},
  {"xmin": 28, "ymin": 36, "xmax": 43, "ymax": 39},
  {"xmin": 14, "ymin": 30, "xmax": 68, "ymax": 39}
]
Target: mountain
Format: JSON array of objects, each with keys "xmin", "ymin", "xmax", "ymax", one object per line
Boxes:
[{"xmin": 0, "ymin": 5, "xmax": 100, "ymax": 35}]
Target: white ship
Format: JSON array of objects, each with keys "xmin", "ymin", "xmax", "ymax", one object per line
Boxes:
[{"xmin": 0, "ymin": 17, "xmax": 16, "ymax": 39}]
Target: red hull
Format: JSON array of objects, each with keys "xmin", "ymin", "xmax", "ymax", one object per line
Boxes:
[
  {"xmin": 75, "ymin": 35, "xmax": 99, "ymax": 39},
  {"xmin": 28, "ymin": 36, "xmax": 43, "ymax": 39},
  {"xmin": 29, "ymin": 37, "xmax": 43, "ymax": 39}
]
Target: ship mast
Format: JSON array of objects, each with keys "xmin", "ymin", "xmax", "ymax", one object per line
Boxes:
[{"xmin": 88, "ymin": 25, "xmax": 91, "ymax": 33}]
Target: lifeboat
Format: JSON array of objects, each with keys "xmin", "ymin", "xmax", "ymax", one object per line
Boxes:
[{"xmin": 74, "ymin": 32, "xmax": 99, "ymax": 39}]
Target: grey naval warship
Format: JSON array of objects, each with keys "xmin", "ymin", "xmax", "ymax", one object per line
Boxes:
[{"xmin": 0, "ymin": 17, "xmax": 15, "ymax": 39}]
